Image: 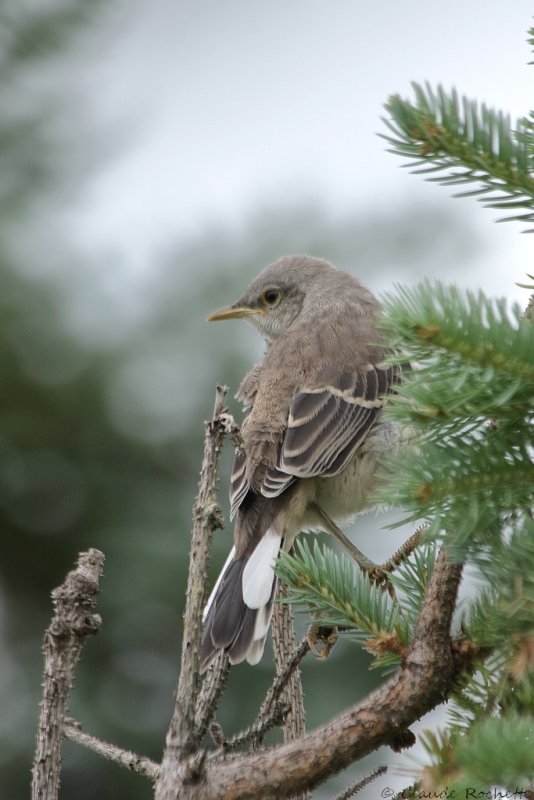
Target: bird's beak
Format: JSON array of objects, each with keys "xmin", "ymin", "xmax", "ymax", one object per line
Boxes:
[{"xmin": 207, "ymin": 305, "xmax": 266, "ymax": 322}]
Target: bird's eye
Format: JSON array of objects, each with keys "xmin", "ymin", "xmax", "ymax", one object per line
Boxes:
[{"xmin": 262, "ymin": 288, "xmax": 281, "ymax": 307}]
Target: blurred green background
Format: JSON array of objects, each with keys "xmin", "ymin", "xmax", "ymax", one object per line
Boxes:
[{"xmin": 2, "ymin": 2, "xmax": 529, "ymax": 799}]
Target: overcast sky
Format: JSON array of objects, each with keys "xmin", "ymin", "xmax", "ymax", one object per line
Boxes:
[{"xmin": 57, "ymin": 0, "xmax": 534, "ymax": 306}]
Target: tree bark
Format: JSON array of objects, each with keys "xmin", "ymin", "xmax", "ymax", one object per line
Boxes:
[
  {"xmin": 32, "ymin": 549, "xmax": 104, "ymax": 800},
  {"xmin": 200, "ymin": 550, "xmax": 462, "ymax": 800},
  {"xmin": 154, "ymin": 386, "xmax": 233, "ymax": 800}
]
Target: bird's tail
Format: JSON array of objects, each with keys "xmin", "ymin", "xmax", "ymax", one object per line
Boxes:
[{"xmin": 200, "ymin": 530, "xmax": 282, "ymax": 670}]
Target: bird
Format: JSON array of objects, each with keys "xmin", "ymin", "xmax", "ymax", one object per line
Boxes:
[{"xmin": 201, "ymin": 255, "xmax": 400, "ymax": 669}]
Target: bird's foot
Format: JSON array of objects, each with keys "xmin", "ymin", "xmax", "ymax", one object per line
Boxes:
[
  {"xmin": 306, "ymin": 624, "xmax": 339, "ymax": 659},
  {"xmin": 366, "ymin": 565, "xmax": 396, "ymax": 599}
]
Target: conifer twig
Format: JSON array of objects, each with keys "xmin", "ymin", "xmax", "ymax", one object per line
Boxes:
[
  {"xmin": 332, "ymin": 764, "xmax": 387, "ymax": 800},
  {"xmin": 222, "ymin": 702, "xmax": 291, "ymax": 750},
  {"xmin": 382, "ymin": 524, "xmax": 428, "ymax": 572},
  {"xmin": 383, "ymin": 84, "xmax": 534, "ymax": 227}
]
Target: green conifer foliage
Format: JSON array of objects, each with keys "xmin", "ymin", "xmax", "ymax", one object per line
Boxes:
[{"xmin": 277, "ymin": 23, "xmax": 534, "ymax": 795}]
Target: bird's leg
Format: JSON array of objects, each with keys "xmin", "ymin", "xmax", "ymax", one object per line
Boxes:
[{"xmin": 310, "ymin": 502, "xmax": 391, "ymax": 590}]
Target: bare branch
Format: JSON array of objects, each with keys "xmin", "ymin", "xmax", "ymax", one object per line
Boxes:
[
  {"xmin": 63, "ymin": 718, "xmax": 159, "ymax": 781},
  {"xmin": 255, "ymin": 635, "xmax": 310, "ymax": 744},
  {"xmin": 216, "ymin": 702, "xmax": 290, "ymax": 751},
  {"xmin": 271, "ymin": 591, "xmax": 310, "ymax": 800},
  {"xmin": 155, "ymin": 386, "xmax": 235, "ymax": 800},
  {"xmin": 195, "ymin": 653, "xmax": 230, "ymax": 741},
  {"xmin": 219, "ymin": 624, "xmax": 309, "ymax": 752},
  {"xmin": 270, "ymin": 581, "xmax": 307, "ymax": 745},
  {"xmin": 246, "ymin": 633, "xmax": 310, "ymax": 754},
  {"xmin": 32, "ymin": 549, "xmax": 104, "ymax": 800}
]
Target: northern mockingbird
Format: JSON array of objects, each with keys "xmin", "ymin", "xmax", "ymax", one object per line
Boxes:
[{"xmin": 201, "ymin": 255, "xmax": 399, "ymax": 668}]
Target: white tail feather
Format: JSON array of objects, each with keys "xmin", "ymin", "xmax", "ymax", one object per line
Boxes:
[
  {"xmin": 246, "ymin": 637, "xmax": 267, "ymax": 665},
  {"xmin": 252, "ymin": 602, "xmax": 274, "ymax": 642},
  {"xmin": 242, "ymin": 530, "xmax": 281, "ymax": 609},
  {"xmin": 203, "ymin": 546, "xmax": 236, "ymax": 621}
]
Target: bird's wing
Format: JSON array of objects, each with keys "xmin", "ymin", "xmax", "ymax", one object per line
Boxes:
[
  {"xmin": 260, "ymin": 362, "xmax": 400, "ymax": 499},
  {"xmin": 230, "ymin": 447, "xmax": 249, "ymax": 519}
]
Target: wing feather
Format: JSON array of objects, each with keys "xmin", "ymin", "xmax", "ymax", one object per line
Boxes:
[
  {"xmin": 230, "ymin": 448, "xmax": 248, "ymax": 520},
  {"xmin": 264, "ymin": 363, "xmax": 399, "ymax": 496},
  {"xmin": 231, "ymin": 359, "xmax": 400, "ymax": 511}
]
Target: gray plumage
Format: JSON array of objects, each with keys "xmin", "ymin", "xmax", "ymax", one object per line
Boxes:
[{"xmin": 201, "ymin": 255, "xmax": 399, "ymax": 668}]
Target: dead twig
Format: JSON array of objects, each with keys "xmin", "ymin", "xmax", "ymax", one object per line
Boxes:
[
  {"xmin": 32, "ymin": 549, "xmax": 105, "ymax": 800},
  {"xmin": 63, "ymin": 718, "xmax": 159, "ymax": 781},
  {"xmin": 270, "ymin": 581, "xmax": 308, "ymax": 749},
  {"xmin": 154, "ymin": 386, "xmax": 235, "ymax": 800},
  {"xmin": 252, "ymin": 635, "xmax": 310, "ymax": 749},
  {"xmin": 195, "ymin": 652, "xmax": 230, "ymax": 741}
]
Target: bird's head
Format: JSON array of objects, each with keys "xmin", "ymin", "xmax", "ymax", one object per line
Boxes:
[{"xmin": 207, "ymin": 255, "xmax": 350, "ymax": 341}]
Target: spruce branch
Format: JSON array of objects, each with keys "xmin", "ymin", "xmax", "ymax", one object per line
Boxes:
[
  {"xmin": 421, "ymin": 713, "xmax": 534, "ymax": 794},
  {"xmin": 275, "ymin": 531, "xmax": 442, "ymax": 668},
  {"xmin": 376, "ymin": 283, "xmax": 534, "ymax": 552},
  {"xmin": 381, "ymin": 282, "xmax": 534, "ymax": 390},
  {"xmin": 276, "ymin": 538, "xmax": 410, "ymax": 650},
  {"xmin": 447, "ymin": 656, "xmax": 504, "ymax": 734},
  {"xmin": 382, "ymin": 83, "xmax": 534, "ymax": 227},
  {"xmin": 388, "ymin": 543, "xmax": 437, "ymax": 621},
  {"xmin": 207, "ymin": 549, "xmax": 464, "ymax": 799},
  {"xmin": 453, "ymin": 713, "xmax": 534, "ymax": 787},
  {"xmin": 465, "ymin": 521, "xmax": 534, "ymax": 647},
  {"xmin": 374, "ymin": 275, "xmax": 534, "ymax": 793}
]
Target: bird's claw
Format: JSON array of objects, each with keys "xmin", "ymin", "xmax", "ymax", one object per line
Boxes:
[
  {"xmin": 306, "ymin": 624, "xmax": 339, "ymax": 659},
  {"xmin": 367, "ymin": 567, "xmax": 396, "ymax": 599}
]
